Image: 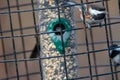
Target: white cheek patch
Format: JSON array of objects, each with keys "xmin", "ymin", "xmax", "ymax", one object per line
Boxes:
[
  {"xmin": 115, "ymin": 47, "xmax": 120, "ymax": 51},
  {"xmin": 89, "ymin": 8, "xmax": 106, "ymax": 15},
  {"xmin": 113, "ymin": 55, "xmax": 120, "ymax": 64}
]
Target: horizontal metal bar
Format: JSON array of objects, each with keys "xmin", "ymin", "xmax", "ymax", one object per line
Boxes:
[
  {"xmin": 0, "ymin": 66, "xmax": 119, "ymax": 80},
  {"xmin": 0, "ymin": 39, "xmax": 120, "ymax": 59},
  {"xmin": 0, "ymin": 21, "xmax": 120, "ymax": 39},
  {"xmin": 0, "ymin": 25, "xmax": 38, "ymax": 33},
  {"xmin": 0, "ymin": 46, "xmax": 114, "ymax": 63},
  {"xmin": 0, "ymin": 0, "xmax": 109, "ymax": 14},
  {"xmin": 0, "ymin": 2, "xmax": 37, "ymax": 11},
  {"xmin": 69, "ymin": 70, "xmax": 120, "ymax": 80},
  {"xmin": 0, "ymin": 72, "xmax": 40, "ymax": 80}
]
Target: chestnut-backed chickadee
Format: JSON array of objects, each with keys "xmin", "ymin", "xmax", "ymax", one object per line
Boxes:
[
  {"xmin": 109, "ymin": 44, "xmax": 120, "ymax": 67},
  {"xmin": 67, "ymin": 1, "xmax": 107, "ymax": 29}
]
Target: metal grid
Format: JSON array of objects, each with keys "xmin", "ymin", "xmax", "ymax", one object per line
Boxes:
[{"xmin": 0, "ymin": 0, "xmax": 120, "ymax": 80}]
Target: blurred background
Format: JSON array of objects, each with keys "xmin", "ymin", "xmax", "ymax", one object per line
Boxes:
[{"xmin": 0, "ymin": 0, "xmax": 120, "ymax": 80}]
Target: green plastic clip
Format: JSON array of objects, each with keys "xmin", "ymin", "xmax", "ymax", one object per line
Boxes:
[{"xmin": 47, "ymin": 18, "xmax": 71, "ymax": 54}]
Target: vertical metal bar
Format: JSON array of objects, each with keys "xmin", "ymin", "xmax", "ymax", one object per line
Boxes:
[
  {"xmin": 119, "ymin": 0, "xmax": 120, "ymax": 14},
  {"xmin": 84, "ymin": 28, "xmax": 93, "ymax": 80},
  {"xmin": 30, "ymin": 0, "xmax": 43, "ymax": 79},
  {"xmin": 0, "ymin": 18, "xmax": 9, "ymax": 80},
  {"xmin": 114, "ymin": 64, "xmax": 118, "ymax": 80},
  {"xmin": 15, "ymin": 0, "xmax": 30, "ymax": 80},
  {"xmin": 103, "ymin": 6, "xmax": 115, "ymax": 80},
  {"xmin": 55, "ymin": 0, "xmax": 68, "ymax": 79},
  {"xmin": 103, "ymin": 0, "xmax": 113, "ymax": 45},
  {"xmin": 7, "ymin": 0, "xmax": 19, "ymax": 80},
  {"xmin": 104, "ymin": 1, "xmax": 118, "ymax": 80},
  {"xmin": 90, "ymin": 30, "xmax": 99, "ymax": 80},
  {"xmin": 99, "ymin": 1, "xmax": 115, "ymax": 80},
  {"xmin": 86, "ymin": 0, "xmax": 99, "ymax": 79},
  {"xmin": 104, "ymin": 20, "xmax": 115, "ymax": 80},
  {"xmin": 79, "ymin": 0, "xmax": 93, "ymax": 79}
]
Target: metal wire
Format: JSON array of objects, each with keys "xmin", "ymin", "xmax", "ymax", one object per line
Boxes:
[
  {"xmin": 30, "ymin": 0, "xmax": 43, "ymax": 79},
  {"xmin": 0, "ymin": 0, "xmax": 120, "ymax": 80},
  {"xmin": 56, "ymin": 0, "xmax": 69, "ymax": 79},
  {"xmin": 7, "ymin": 0, "xmax": 20, "ymax": 80}
]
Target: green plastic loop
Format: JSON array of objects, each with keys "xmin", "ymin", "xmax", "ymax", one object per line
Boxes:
[{"xmin": 47, "ymin": 18, "xmax": 71, "ymax": 54}]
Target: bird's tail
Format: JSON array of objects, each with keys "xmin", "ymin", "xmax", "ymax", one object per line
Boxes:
[{"xmin": 30, "ymin": 44, "xmax": 40, "ymax": 58}]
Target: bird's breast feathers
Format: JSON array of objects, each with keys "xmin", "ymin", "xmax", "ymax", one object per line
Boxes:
[{"xmin": 113, "ymin": 55, "xmax": 120, "ymax": 64}]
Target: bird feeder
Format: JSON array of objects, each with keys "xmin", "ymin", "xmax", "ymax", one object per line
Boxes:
[
  {"xmin": 47, "ymin": 18, "xmax": 71, "ymax": 54},
  {"xmin": 38, "ymin": 0, "xmax": 78, "ymax": 79}
]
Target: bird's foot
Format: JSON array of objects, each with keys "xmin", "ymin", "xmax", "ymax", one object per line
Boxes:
[{"xmin": 86, "ymin": 23, "xmax": 91, "ymax": 29}]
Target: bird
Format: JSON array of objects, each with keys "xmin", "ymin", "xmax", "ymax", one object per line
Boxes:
[
  {"xmin": 109, "ymin": 44, "xmax": 120, "ymax": 67},
  {"xmin": 67, "ymin": 1, "xmax": 107, "ymax": 29},
  {"xmin": 30, "ymin": 44, "xmax": 40, "ymax": 58}
]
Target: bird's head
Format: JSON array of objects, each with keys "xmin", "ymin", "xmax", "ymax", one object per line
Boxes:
[
  {"xmin": 109, "ymin": 44, "xmax": 120, "ymax": 59},
  {"xmin": 109, "ymin": 44, "xmax": 119, "ymax": 50}
]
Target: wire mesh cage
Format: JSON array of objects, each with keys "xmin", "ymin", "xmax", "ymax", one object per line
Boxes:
[{"xmin": 0, "ymin": 0, "xmax": 120, "ymax": 80}]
